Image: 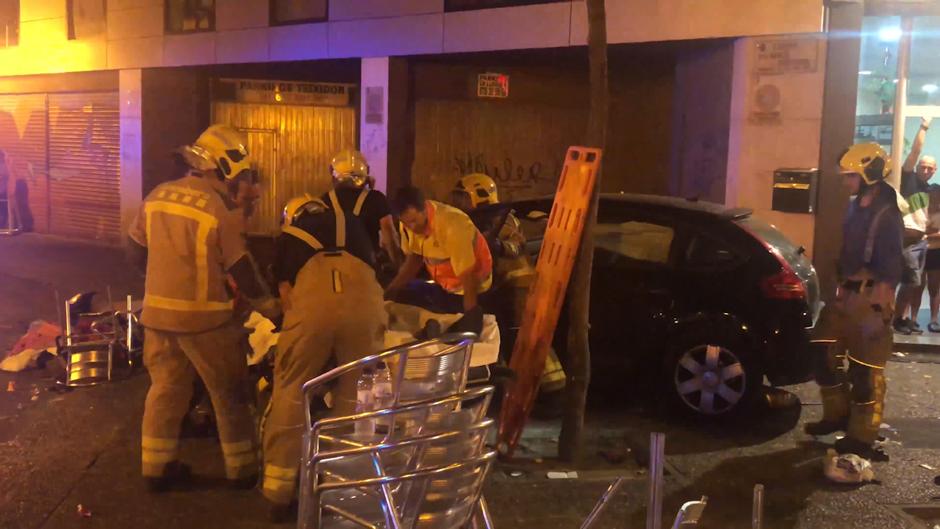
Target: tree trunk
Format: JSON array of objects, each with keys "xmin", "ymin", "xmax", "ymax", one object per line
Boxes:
[{"xmin": 559, "ymin": 0, "xmax": 608, "ymax": 463}]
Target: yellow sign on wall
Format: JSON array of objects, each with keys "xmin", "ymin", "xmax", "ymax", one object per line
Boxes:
[{"xmin": 214, "ymin": 78, "xmax": 353, "ymax": 107}]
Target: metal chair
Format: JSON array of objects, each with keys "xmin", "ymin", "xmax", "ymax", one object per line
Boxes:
[
  {"xmin": 298, "ymin": 334, "xmax": 493, "ymax": 529},
  {"xmin": 300, "ymin": 387, "xmax": 496, "ymax": 529},
  {"xmin": 0, "ymin": 191, "xmax": 19, "ymax": 235},
  {"xmin": 58, "ymin": 292, "xmax": 117, "ymax": 387},
  {"xmin": 311, "ymin": 443, "xmax": 497, "ymax": 529},
  {"xmin": 56, "ymin": 292, "xmax": 141, "ymax": 387}
]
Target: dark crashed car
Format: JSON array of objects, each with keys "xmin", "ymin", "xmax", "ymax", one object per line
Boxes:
[{"xmin": 478, "ymin": 194, "xmax": 822, "ymax": 419}]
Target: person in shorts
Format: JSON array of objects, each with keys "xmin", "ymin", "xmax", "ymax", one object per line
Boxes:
[{"xmin": 893, "ymin": 117, "xmax": 935, "ymax": 335}]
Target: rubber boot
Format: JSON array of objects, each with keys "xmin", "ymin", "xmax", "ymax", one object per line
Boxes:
[
  {"xmin": 835, "ymin": 401, "xmax": 888, "ymax": 461},
  {"xmin": 145, "ymin": 461, "xmax": 192, "ymax": 493},
  {"xmin": 804, "ymin": 383, "xmax": 849, "ymax": 436}
]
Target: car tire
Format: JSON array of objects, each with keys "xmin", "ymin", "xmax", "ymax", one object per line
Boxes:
[{"xmin": 663, "ymin": 328, "xmax": 763, "ymax": 420}]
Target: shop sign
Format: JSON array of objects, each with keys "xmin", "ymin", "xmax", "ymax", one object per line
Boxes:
[
  {"xmin": 477, "ymin": 73, "xmax": 510, "ymax": 99},
  {"xmin": 216, "ymin": 78, "xmax": 352, "ymax": 106},
  {"xmin": 754, "ymin": 39, "xmax": 819, "ymax": 75}
]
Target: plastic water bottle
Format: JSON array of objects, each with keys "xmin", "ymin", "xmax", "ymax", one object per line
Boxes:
[
  {"xmin": 372, "ymin": 361, "xmax": 394, "ymax": 434},
  {"xmin": 354, "ymin": 367, "xmax": 375, "ymax": 438},
  {"xmin": 373, "ymin": 361, "xmax": 394, "ymax": 409}
]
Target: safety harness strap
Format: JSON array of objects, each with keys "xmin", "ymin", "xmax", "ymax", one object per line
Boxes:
[
  {"xmin": 353, "ymin": 188, "xmax": 369, "ymax": 216},
  {"xmin": 327, "ymin": 190, "xmax": 347, "ymax": 248},
  {"xmin": 282, "ymin": 225, "xmax": 324, "ymax": 250},
  {"xmin": 863, "ymin": 204, "xmax": 892, "ymax": 264}
]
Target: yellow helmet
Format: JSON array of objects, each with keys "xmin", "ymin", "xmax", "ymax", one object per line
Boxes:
[
  {"xmin": 839, "ymin": 143, "xmax": 891, "ymax": 185},
  {"xmin": 330, "ymin": 149, "xmax": 370, "ymax": 188},
  {"xmin": 282, "ymin": 193, "xmax": 316, "ymax": 227},
  {"xmin": 454, "ymin": 173, "xmax": 499, "ymax": 209},
  {"xmin": 178, "ymin": 124, "xmax": 251, "ymax": 181}
]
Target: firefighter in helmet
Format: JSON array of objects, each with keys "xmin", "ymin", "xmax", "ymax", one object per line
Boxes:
[
  {"xmin": 128, "ymin": 124, "xmax": 281, "ymax": 492},
  {"xmin": 262, "ymin": 193, "xmax": 385, "ymax": 520},
  {"xmin": 326, "ymin": 149, "xmax": 402, "ymax": 278},
  {"xmin": 452, "ymin": 173, "xmax": 566, "ymax": 394},
  {"xmin": 805, "ymin": 143, "xmax": 903, "ymax": 461}
]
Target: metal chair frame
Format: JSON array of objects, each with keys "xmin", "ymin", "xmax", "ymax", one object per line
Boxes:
[
  {"xmin": 311, "ymin": 448, "xmax": 497, "ymax": 529},
  {"xmin": 298, "ymin": 334, "xmax": 494, "ymax": 529}
]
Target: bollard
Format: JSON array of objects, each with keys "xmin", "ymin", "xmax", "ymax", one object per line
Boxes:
[
  {"xmin": 752, "ymin": 484, "xmax": 764, "ymax": 529},
  {"xmin": 647, "ymin": 432, "xmax": 666, "ymax": 529}
]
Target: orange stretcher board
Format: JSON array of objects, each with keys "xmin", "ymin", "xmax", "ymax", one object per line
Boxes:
[{"xmin": 497, "ymin": 146, "xmax": 601, "ymax": 456}]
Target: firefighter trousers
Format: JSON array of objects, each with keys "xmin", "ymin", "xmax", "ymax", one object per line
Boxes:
[
  {"xmin": 812, "ymin": 288, "xmax": 890, "ymax": 446},
  {"xmin": 262, "ymin": 252, "xmax": 387, "ymax": 506},
  {"xmin": 141, "ymin": 323, "xmax": 257, "ymax": 480}
]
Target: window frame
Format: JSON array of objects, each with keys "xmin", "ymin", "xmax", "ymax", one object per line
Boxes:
[
  {"xmin": 165, "ymin": 0, "xmax": 216, "ymax": 35},
  {"xmin": 592, "ymin": 206, "xmax": 683, "ymax": 271},
  {"xmin": 0, "ymin": 0, "xmax": 19, "ymax": 48},
  {"xmin": 67, "ymin": 0, "xmax": 107, "ymax": 41},
  {"xmin": 444, "ymin": 0, "xmax": 569, "ymax": 13},
  {"xmin": 269, "ymin": 0, "xmax": 329, "ymax": 27}
]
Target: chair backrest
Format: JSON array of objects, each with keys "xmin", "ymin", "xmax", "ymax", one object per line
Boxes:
[
  {"xmin": 302, "ymin": 333, "xmax": 478, "ymax": 431},
  {"xmin": 309, "ymin": 386, "xmax": 495, "ymax": 470},
  {"xmin": 299, "ymin": 387, "xmax": 495, "ymax": 529}
]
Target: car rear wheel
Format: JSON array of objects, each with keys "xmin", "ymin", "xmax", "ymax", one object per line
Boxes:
[{"xmin": 665, "ymin": 332, "xmax": 762, "ymax": 419}]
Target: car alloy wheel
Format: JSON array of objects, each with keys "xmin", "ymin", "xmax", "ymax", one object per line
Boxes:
[{"xmin": 673, "ymin": 344, "xmax": 746, "ymax": 415}]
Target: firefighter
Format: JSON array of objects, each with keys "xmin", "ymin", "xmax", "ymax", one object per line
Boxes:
[
  {"xmin": 262, "ymin": 194, "xmax": 386, "ymax": 520},
  {"xmin": 451, "ymin": 173, "xmax": 565, "ymax": 393},
  {"xmin": 326, "ymin": 150, "xmax": 403, "ymax": 275},
  {"xmin": 805, "ymin": 143, "xmax": 903, "ymax": 461},
  {"xmin": 127, "ymin": 124, "xmax": 281, "ymax": 492}
]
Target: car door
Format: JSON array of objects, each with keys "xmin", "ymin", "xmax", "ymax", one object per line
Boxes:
[{"xmin": 589, "ymin": 206, "xmax": 682, "ymax": 371}]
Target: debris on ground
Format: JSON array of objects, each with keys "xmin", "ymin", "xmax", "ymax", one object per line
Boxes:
[
  {"xmin": 508, "ymin": 470, "xmax": 524, "ymax": 478},
  {"xmin": 3, "ymin": 321, "xmax": 61, "ymax": 361},
  {"xmin": 823, "ymin": 449, "xmax": 875, "ymax": 484},
  {"xmin": 547, "ymin": 471, "xmax": 579, "ymax": 479},
  {"xmin": 0, "ymin": 348, "xmax": 55, "ymax": 373},
  {"xmin": 921, "ymin": 463, "xmax": 938, "ymax": 471},
  {"xmin": 6, "ymin": 381, "xmax": 14, "ymax": 392},
  {"xmin": 76, "ymin": 504, "xmax": 92, "ymax": 518},
  {"xmin": 29, "ymin": 387, "xmax": 39, "ymax": 401},
  {"xmin": 598, "ymin": 448, "xmax": 630, "ymax": 465},
  {"xmin": 893, "ymin": 352, "xmax": 907, "ymax": 358}
]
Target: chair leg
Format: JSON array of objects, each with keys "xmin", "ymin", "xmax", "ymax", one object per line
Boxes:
[{"xmin": 468, "ymin": 496, "xmax": 495, "ymax": 529}]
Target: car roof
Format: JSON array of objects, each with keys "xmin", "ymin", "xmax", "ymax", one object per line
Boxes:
[{"xmin": 513, "ymin": 193, "xmax": 753, "ymax": 221}]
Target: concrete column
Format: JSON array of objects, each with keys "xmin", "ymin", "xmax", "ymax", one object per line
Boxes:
[
  {"xmin": 119, "ymin": 68, "xmax": 143, "ymax": 243},
  {"xmin": 724, "ymin": 34, "xmax": 828, "ymax": 258},
  {"xmin": 813, "ymin": 3, "xmax": 864, "ymax": 301},
  {"xmin": 360, "ymin": 57, "xmax": 391, "ymax": 193}
]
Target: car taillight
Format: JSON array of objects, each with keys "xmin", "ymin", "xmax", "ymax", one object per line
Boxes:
[{"xmin": 761, "ymin": 269, "xmax": 806, "ymax": 300}]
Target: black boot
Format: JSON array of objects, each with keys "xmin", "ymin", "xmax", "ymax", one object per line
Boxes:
[
  {"xmin": 804, "ymin": 418, "xmax": 848, "ymax": 436},
  {"xmin": 834, "ymin": 436, "xmax": 889, "ymax": 462},
  {"xmin": 145, "ymin": 461, "xmax": 192, "ymax": 493},
  {"xmin": 229, "ymin": 473, "xmax": 259, "ymax": 490},
  {"xmin": 267, "ymin": 500, "xmax": 297, "ymax": 524}
]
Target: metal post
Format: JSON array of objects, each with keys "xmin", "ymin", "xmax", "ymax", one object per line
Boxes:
[
  {"xmin": 890, "ymin": 16, "xmax": 914, "ymax": 188},
  {"xmin": 126, "ymin": 295, "xmax": 133, "ymax": 353},
  {"xmin": 752, "ymin": 484, "xmax": 764, "ymax": 529},
  {"xmin": 647, "ymin": 432, "xmax": 666, "ymax": 529}
]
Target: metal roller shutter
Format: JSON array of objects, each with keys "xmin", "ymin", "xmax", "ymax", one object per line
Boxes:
[
  {"xmin": 0, "ymin": 94, "xmax": 49, "ymax": 233},
  {"xmin": 48, "ymin": 92, "xmax": 120, "ymax": 242}
]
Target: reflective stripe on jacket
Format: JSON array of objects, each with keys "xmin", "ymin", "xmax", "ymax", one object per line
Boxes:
[{"xmin": 129, "ymin": 175, "xmax": 246, "ymax": 332}]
